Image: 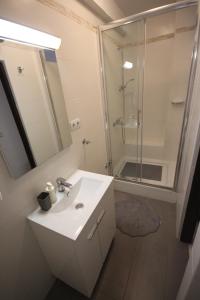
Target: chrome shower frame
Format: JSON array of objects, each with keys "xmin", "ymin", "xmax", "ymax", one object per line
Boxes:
[{"xmin": 98, "ymin": 0, "xmax": 199, "ymax": 190}]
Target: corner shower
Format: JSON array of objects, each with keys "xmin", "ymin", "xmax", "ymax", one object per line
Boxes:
[{"xmin": 99, "ymin": 0, "xmax": 198, "ymax": 189}]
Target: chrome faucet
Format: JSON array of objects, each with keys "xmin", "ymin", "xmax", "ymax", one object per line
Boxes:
[{"xmin": 56, "ymin": 177, "xmax": 73, "ymax": 192}]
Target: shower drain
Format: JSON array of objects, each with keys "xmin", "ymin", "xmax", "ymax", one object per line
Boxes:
[{"xmin": 75, "ymin": 203, "xmax": 84, "ymax": 209}]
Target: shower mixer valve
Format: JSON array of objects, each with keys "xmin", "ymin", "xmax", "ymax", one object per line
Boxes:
[{"xmin": 113, "ymin": 117, "xmax": 124, "ymax": 127}]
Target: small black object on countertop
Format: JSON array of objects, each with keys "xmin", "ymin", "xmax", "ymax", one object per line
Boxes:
[{"xmin": 37, "ymin": 192, "xmax": 51, "ymax": 211}]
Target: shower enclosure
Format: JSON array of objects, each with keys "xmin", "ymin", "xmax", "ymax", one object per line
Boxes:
[{"xmin": 99, "ymin": 0, "xmax": 198, "ymax": 189}]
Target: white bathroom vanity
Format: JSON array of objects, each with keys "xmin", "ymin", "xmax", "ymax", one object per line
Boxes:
[{"xmin": 28, "ymin": 170, "xmax": 116, "ymax": 297}]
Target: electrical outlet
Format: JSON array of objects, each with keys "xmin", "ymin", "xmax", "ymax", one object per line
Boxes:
[{"xmin": 70, "ymin": 118, "xmax": 80, "ymax": 131}]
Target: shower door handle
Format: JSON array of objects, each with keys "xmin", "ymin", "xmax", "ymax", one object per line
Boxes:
[
  {"xmin": 137, "ymin": 110, "xmax": 141, "ymax": 127},
  {"xmin": 82, "ymin": 138, "xmax": 91, "ymax": 145}
]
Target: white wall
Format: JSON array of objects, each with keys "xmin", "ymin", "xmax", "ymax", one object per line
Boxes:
[{"xmin": 0, "ymin": 1, "xmax": 107, "ymax": 299}]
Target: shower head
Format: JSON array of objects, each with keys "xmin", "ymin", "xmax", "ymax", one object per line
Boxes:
[{"xmin": 119, "ymin": 78, "xmax": 134, "ymax": 92}]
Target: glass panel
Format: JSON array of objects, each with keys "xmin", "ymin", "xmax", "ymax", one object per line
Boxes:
[
  {"xmin": 141, "ymin": 6, "xmax": 197, "ymax": 188},
  {"xmin": 102, "ymin": 20, "xmax": 145, "ymax": 181}
]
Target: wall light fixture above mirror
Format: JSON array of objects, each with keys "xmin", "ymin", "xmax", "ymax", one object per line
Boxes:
[{"xmin": 0, "ymin": 19, "xmax": 61, "ymax": 50}]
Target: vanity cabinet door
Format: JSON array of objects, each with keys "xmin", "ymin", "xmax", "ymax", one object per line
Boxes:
[
  {"xmin": 97, "ymin": 187, "xmax": 116, "ymax": 262},
  {"xmin": 75, "ymin": 208, "xmax": 103, "ymax": 297}
]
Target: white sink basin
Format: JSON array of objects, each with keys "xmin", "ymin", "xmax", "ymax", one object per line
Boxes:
[
  {"xmin": 52, "ymin": 177, "xmax": 103, "ymax": 213},
  {"xmin": 28, "ymin": 170, "xmax": 113, "ymax": 240}
]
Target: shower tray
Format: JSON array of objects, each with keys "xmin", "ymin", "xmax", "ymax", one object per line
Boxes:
[{"xmin": 120, "ymin": 162, "xmax": 162, "ymax": 181}]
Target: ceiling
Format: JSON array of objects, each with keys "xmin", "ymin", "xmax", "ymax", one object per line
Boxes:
[{"xmin": 114, "ymin": 0, "xmax": 175, "ymax": 17}]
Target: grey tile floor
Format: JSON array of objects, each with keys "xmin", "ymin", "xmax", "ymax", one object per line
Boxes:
[{"xmin": 46, "ymin": 193, "xmax": 188, "ymax": 300}]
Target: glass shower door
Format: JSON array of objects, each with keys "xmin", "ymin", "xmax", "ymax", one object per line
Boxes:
[
  {"xmin": 101, "ymin": 2, "xmax": 197, "ymax": 189},
  {"xmin": 101, "ymin": 20, "xmax": 145, "ymax": 181},
  {"xmin": 141, "ymin": 7, "xmax": 197, "ymax": 188}
]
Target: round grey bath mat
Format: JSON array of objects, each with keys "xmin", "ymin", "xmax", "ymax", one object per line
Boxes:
[{"xmin": 115, "ymin": 192, "xmax": 161, "ymax": 237}]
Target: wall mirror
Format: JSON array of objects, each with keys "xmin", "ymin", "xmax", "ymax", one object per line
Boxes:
[{"xmin": 0, "ymin": 39, "xmax": 72, "ymax": 178}]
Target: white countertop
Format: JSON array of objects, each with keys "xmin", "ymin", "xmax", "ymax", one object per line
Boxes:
[{"xmin": 28, "ymin": 170, "xmax": 113, "ymax": 241}]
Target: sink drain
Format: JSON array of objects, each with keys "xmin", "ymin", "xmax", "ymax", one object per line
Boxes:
[{"xmin": 75, "ymin": 203, "xmax": 84, "ymax": 209}]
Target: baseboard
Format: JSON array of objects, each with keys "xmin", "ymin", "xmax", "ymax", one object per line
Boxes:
[{"xmin": 114, "ymin": 179, "xmax": 177, "ymax": 203}]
